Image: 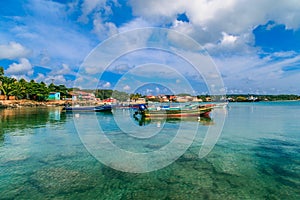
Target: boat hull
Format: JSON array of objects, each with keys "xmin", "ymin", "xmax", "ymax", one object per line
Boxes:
[
  {"xmin": 143, "ymin": 106, "xmax": 213, "ymax": 118},
  {"xmin": 63, "ymin": 105, "xmax": 112, "ymax": 112}
]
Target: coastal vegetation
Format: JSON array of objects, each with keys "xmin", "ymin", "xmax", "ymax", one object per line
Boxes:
[
  {"xmin": 225, "ymin": 94, "xmax": 300, "ymax": 102},
  {"xmin": 0, "ymin": 66, "xmax": 69, "ymax": 101},
  {"xmin": 1, "ymin": 67, "xmax": 299, "ymax": 103}
]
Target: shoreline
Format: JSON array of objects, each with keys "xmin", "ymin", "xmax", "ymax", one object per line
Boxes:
[
  {"xmin": 0, "ymin": 100, "xmax": 67, "ymax": 109},
  {"xmin": 1, "ymin": 99, "xmax": 299, "ymax": 109},
  {"xmin": 227, "ymin": 99, "xmax": 300, "ymax": 103},
  {"xmin": 0, "ymin": 100, "xmax": 105, "ymax": 109}
]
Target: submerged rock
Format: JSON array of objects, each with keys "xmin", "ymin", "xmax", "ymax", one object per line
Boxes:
[
  {"xmin": 30, "ymin": 167, "xmax": 97, "ymax": 195},
  {"xmin": 144, "ymin": 143, "xmax": 163, "ymax": 150},
  {"xmin": 180, "ymin": 153, "xmax": 198, "ymax": 161}
]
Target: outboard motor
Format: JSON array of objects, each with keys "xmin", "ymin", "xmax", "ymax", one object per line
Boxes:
[
  {"xmin": 138, "ymin": 104, "xmax": 147, "ymax": 111},
  {"xmin": 133, "ymin": 104, "xmax": 147, "ymax": 124}
]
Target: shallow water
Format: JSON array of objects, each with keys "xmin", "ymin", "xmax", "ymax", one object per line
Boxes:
[{"xmin": 0, "ymin": 102, "xmax": 299, "ymax": 199}]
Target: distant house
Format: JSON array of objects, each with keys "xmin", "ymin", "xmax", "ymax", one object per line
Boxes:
[
  {"xmin": 135, "ymin": 98, "xmax": 146, "ymax": 104},
  {"xmin": 176, "ymin": 96, "xmax": 188, "ymax": 103},
  {"xmin": 48, "ymin": 92, "xmax": 60, "ymax": 100},
  {"xmin": 146, "ymin": 95, "xmax": 156, "ymax": 100},
  {"xmin": 169, "ymin": 95, "xmax": 177, "ymax": 101},
  {"xmin": 68, "ymin": 91, "xmax": 96, "ymax": 101},
  {"xmin": 103, "ymin": 97, "xmax": 117, "ymax": 104}
]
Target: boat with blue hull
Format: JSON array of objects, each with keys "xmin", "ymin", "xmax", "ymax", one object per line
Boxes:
[{"xmin": 63, "ymin": 105, "xmax": 112, "ymax": 112}]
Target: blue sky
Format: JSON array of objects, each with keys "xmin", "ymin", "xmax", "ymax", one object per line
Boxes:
[{"xmin": 1, "ymin": 0, "xmax": 300, "ymax": 95}]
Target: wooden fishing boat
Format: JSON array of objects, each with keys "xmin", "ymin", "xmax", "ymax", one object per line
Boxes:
[{"xmin": 134, "ymin": 104, "xmax": 214, "ymax": 118}]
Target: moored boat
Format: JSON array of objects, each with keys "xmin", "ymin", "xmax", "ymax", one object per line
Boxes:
[
  {"xmin": 134, "ymin": 104, "xmax": 214, "ymax": 118},
  {"xmin": 213, "ymin": 102, "xmax": 228, "ymax": 108},
  {"xmin": 63, "ymin": 104, "xmax": 112, "ymax": 112}
]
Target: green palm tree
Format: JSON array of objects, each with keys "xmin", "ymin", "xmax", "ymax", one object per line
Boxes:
[
  {"xmin": 0, "ymin": 66, "xmax": 4, "ymax": 77},
  {"xmin": 18, "ymin": 78, "xmax": 28, "ymax": 99},
  {"xmin": 0, "ymin": 77, "xmax": 17, "ymax": 99}
]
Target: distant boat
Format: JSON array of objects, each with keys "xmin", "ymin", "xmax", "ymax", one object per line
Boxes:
[
  {"xmin": 62, "ymin": 104, "xmax": 112, "ymax": 112},
  {"xmin": 134, "ymin": 104, "xmax": 214, "ymax": 118},
  {"xmin": 213, "ymin": 102, "xmax": 228, "ymax": 108}
]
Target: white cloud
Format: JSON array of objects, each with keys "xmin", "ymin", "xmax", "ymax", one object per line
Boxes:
[
  {"xmin": 171, "ymin": 20, "xmax": 193, "ymax": 36},
  {"xmin": 118, "ymin": 18, "xmax": 152, "ymax": 32},
  {"xmin": 92, "ymin": 15, "xmax": 118, "ymax": 40},
  {"xmin": 220, "ymin": 32, "xmax": 237, "ymax": 46},
  {"xmin": 6, "ymin": 0, "xmax": 93, "ymax": 70},
  {"xmin": 270, "ymin": 51, "xmax": 297, "ymax": 58},
  {"xmin": 45, "ymin": 75, "xmax": 66, "ymax": 85},
  {"xmin": 146, "ymin": 89, "xmax": 153, "ymax": 94},
  {"xmin": 111, "ymin": 64, "xmax": 132, "ymax": 74},
  {"xmin": 78, "ymin": 0, "xmax": 112, "ymax": 23},
  {"xmin": 6, "ymin": 58, "xmax": 33, "ymax": 76},
  {"xmin": 34, "ymin": 73, "xmax": 46, "ymax": 83},
  {"xmin": 214, "ymin": 53, "xmax": 300, "ymax": 94},
  {"xmin": 103, "ymin": 81, "xmax": 111, "ymax": 88},
  {"xmin": 51, "ymin": 63, "xmax": 75, "ymax": 76},
  {"xmin": 0, "ymin": 42, "xmax": 30, "ymax": 60},
  {"xmin": 81, "ymin": 28, "xmax": 155, "ymax": 75},
  {"xmin": 1, "ymin": 0, "xmax": 299, "ymax": 94},
  {"xmin": 130, "ymin": 0, "xmax": 300, "ymax": 54},
  {"xmin": 155, "ymin": 87, "xmax": 160, "ymax": 93},
  {"xmin": 38, "ymin": 49, "xmax": 51, "ymax": 66},
  {"xmin": 129, "ymin": 0, "xmax": 184, "ymax": 24},
  {"xmin": 10, "ymin": 74, "xmax": 31, "ymax": 82},
  {"xmin": 123, "ymin": 85, "xmax": 130, "ymax": 90},
  {"xmin": 36, "ymin": 74, "xmax": 74, "ymax": 87}
]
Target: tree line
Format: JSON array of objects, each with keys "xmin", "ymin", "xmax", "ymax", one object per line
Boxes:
[
  {"xmin": 1, "ymin": 66, "xmax": 299, "ymax": 102},
  {"xmin": 226, "ymin": 94, "xmax": 300, "ymax": 101},
  {"xmin": 0, "ymin": 66, "xmax": 68, "ymax": 101},
  {"xmin": 95, "ymin": 89, "xmax": 142, "ymax": 102}
]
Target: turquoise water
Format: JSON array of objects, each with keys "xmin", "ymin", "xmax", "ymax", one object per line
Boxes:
[{"xmin": 0, "ymin": 102, "xmax": 299, "ymax": 199}]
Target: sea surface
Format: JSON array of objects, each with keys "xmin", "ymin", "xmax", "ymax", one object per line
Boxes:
[{"xmin": 0, "ymin": 102, "xmax": 299, "ymax": 199}]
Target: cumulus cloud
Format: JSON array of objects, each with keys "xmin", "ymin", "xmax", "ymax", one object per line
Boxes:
[
  {"xmin": 220, "ymin": 32, "xmax": 237, "ymax": 46},
  {"xmin": 0, "ymin": 42, "xmax": 30, "ymax": 60},
  {"xmin": 130, "ymin": 0, "xmax": 300, "ymax": 54},
  {"xmin": 103, "ymin": 81, "xmax": 111, "ymax": 88},
  {"xmin": 52, "ymin": 63, "xmax": 76, "ymax": 76},
  {"xmin": 92, "ymin": 15, "xmax": 118, "ymax": 40},
  {"xmin": 76, "ymin": 0, "xmax": 123, "ymax": 54},
  {"xmin": 34, "ymin": 73, "xmax": 46, "ymax": 83},
  {"xmin": 123, "ymin": 85, "xmax": 130, "ymax": 90},
  {"xmin": 6, "ymin": 58, "xmax": 33, "ymax": 76},
  {"xmin": 214, "ymin": 53, "xmax": 300, "ymax": 94},
  {"xmin": 35, "ymin": 73, "xmax": 74, "ymax": 87},
  {"xmin": 78, "ymin": 0, "xmax": 112, "ymax": 23},
  {"xmin": 38, "ymin": 49, "xmax": 51, "ymax": 66},
  {"xmin": 5, "ymin": 0, "xmax": 93, "ymax": 71},
  {"xmin": 129, "ymin": 0, "xmax": 184, "ymax": 24},
  {"xmin": 118, "ymin": 18, "xmax": 153, "ymax": 32},
  {"xmin": 155, "ymin": 87, "xmax": 160, "ymax": 93},
  {"xmin": 110, "ymin": 64, "xmax": 132, "ymax": 74},
  {"xmin": 2, "ymin": 0, "xmax": 299, "ymax": 94}
]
